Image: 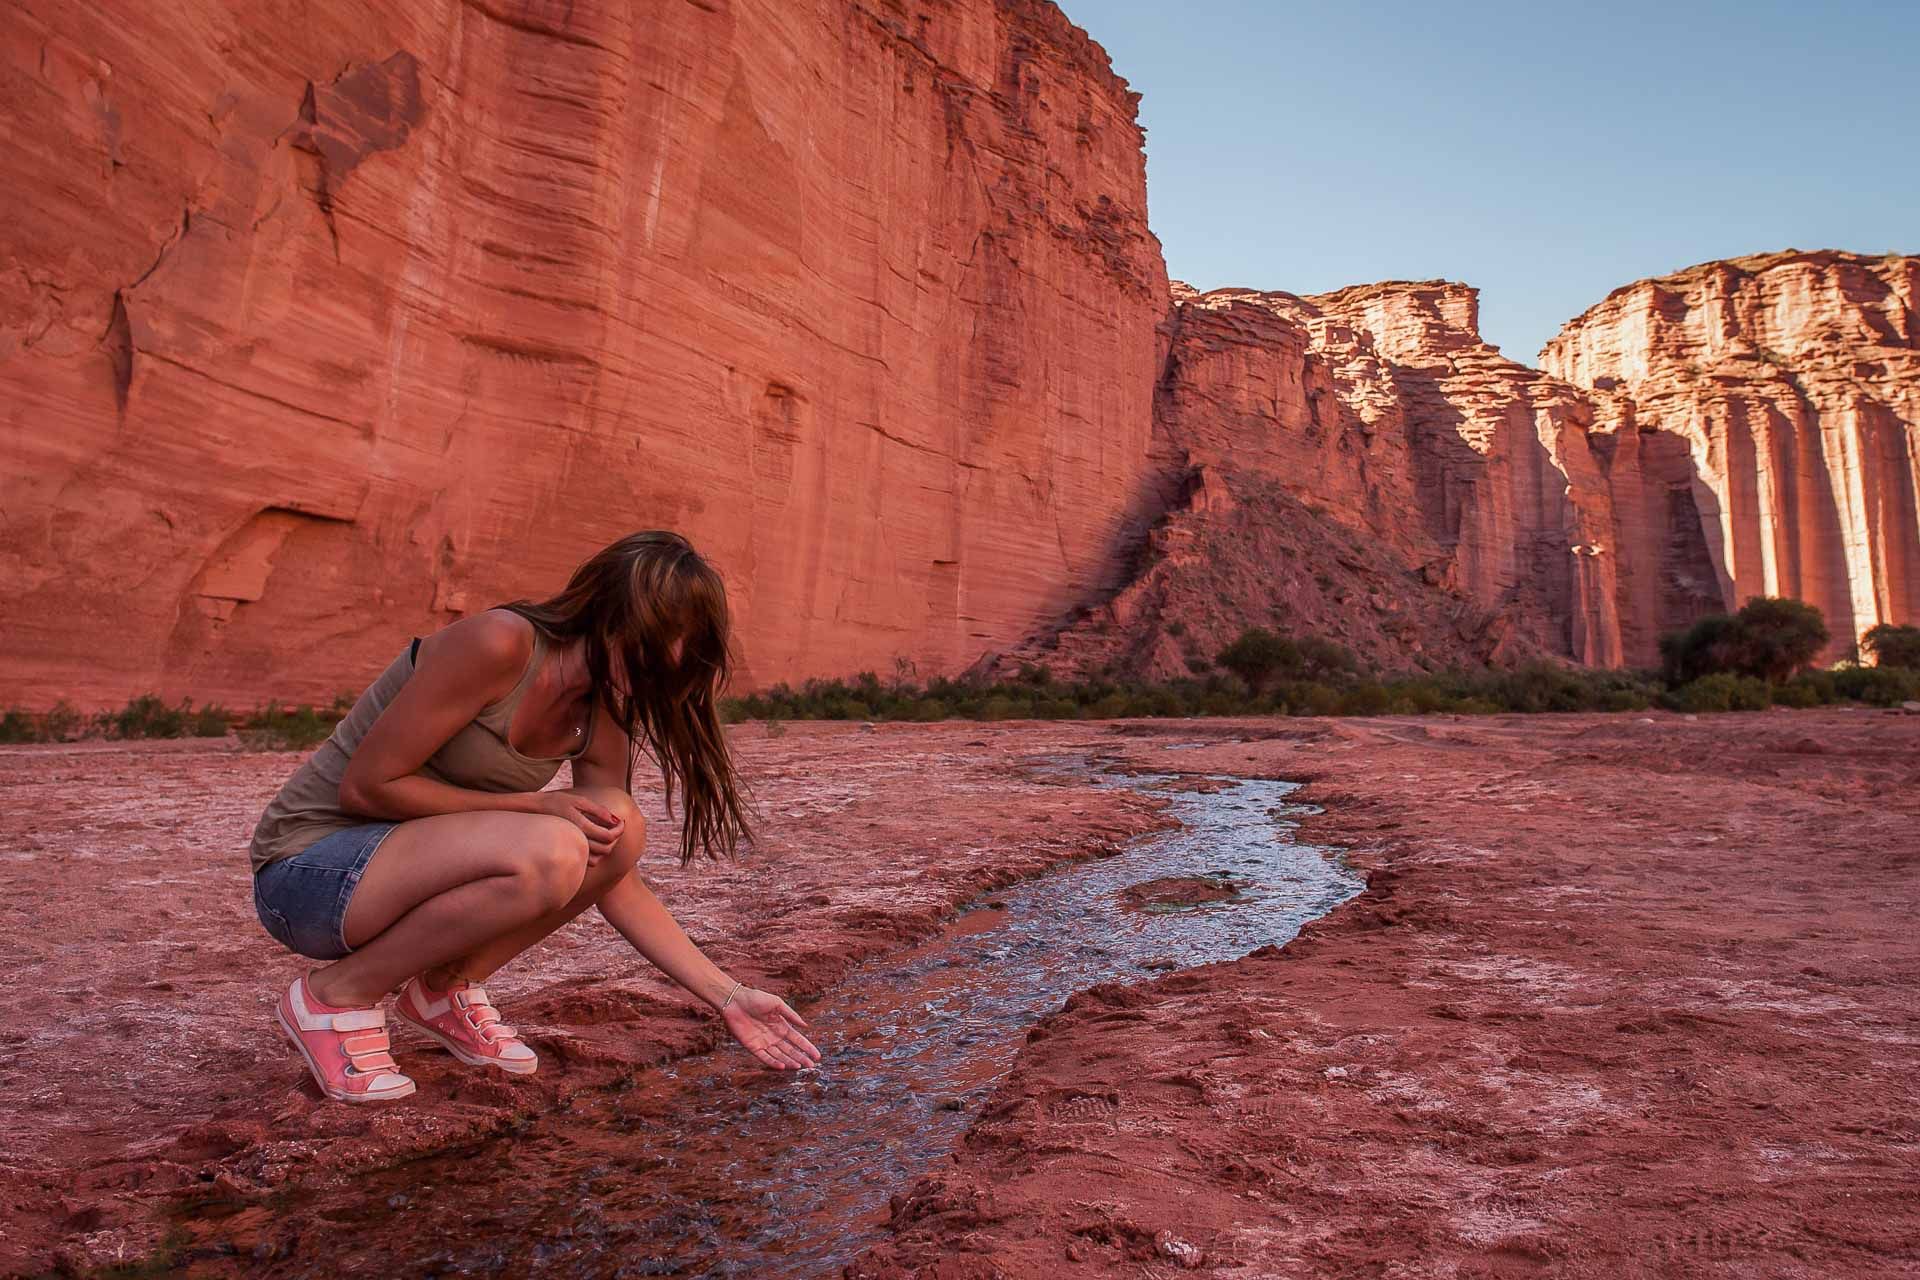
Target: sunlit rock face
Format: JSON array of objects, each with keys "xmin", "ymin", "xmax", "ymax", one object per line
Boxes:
[
  {"xmin": 1010, "ymin": 279, "xmax": 1636, "ymax": 679},
  {"xmin": 1542, "ymin": 251, "xmax": 1920, "ymax": 662},
  {"xmin": 0, "ymin": 0, "xmax": 1167, "ymax": 707},
  {"xmin": 1025, "ymin": 254, "xmax": 1917, "ymax": 681},
  {"xmin": 2, "ymin": 0, "xmax": 1911, "ymax": 708}
]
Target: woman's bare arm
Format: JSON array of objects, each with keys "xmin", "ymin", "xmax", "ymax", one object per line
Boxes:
[
  {"xmin": 338, "ymin": 611, "xmax": 563, "ymax": 821},
  {"xmin": 597, "ymin": 873, "xmax": 734, "ymax": 1006},
  {"xmin": 599, "ymin": 872, "xmax": 819, "ymax": 1069}
]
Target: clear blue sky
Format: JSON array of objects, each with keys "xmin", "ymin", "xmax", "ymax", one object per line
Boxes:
[{"xmin": 1059, "ymin": 1, "xmax": 1919, "ymax": 363}]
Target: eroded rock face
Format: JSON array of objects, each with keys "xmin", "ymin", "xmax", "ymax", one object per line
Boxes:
[
  {"xmin": 1543, "ymin": 251, "xmax": 1920, "ymax": 661},
  {"xmin": 0, "ymin": 0, "xmax": 1166, "ymax": 708},
  {"xmin": 1013, "ymin": 279, "xmax": 1638, "ymax": 678},
  {"xmin": 2, "ymin": 3, "xmax": 1911, "ymax": 705},
  {"xmin": 1030, "ymin": 255, "xmax": 1916, "ymax": 681}
]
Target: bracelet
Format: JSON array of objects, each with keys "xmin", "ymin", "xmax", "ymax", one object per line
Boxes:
[{"xmin": 719, "ymin": 980, "xmax": 742, "ymax": 1011}]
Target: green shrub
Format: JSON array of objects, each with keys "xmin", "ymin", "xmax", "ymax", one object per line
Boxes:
[
  {"xmin": 1284, "ymin": 681, "xmax": 1343, "ymax": 717},
  {"xmin": 1770, "ymin": 678, "xmax": 1824, "ymax": 708},
  {"xmin": 44, "ymin": 701, "xmax": 81, "ymax": 740},
  {"xmin": 1862, "ymin": 623, "xmax": 1920, "ymax": 670},
  {"xmin": 1669, "ymin": 673, "xmax": 1772, "ymax": 712},
  {"xmin": 1336, "ymin": 683, "xmax": 1393, "ymax": 715},
  {"xmin": 98, "ymin": 695, "xmax": 233, "ymax": 740},
  {"xmin": 1661, "ymin": 597, "xmax": 1829, "ymax": 685},
  {"xmin": 1392, "ymin": 682, "xmax": 1456, "ymax": 714},
  {"xmin": 239, "ymin": 698, "xmax": 351, "ymax": 751},
  {"xmin": 1297, "ymin": 636, "xmax": 1359, "ymax": 681},
  {"xmin": 1215, "ymin": 628, "xmax": 1299, "ymax": 692},
  {"xmin": 1779, "ymin": 669, "xmax": 1837, "ymax": 706},
  {"xmin": 1198, "ymin": 690, "xmax": 1242, "ymax": 716},
  {"xmin": 1829, "ymin": 664, "xmax": 1920, "ymax": 707}
]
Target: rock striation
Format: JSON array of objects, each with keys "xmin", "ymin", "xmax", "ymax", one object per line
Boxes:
[
  {"xmin": 0, "ymin": 0, "xmax": 1166, "ymax": 708},
  {"xmin": 0, "ymin": 0, "xmax": 1913, "ymax": 705},
  {"xmin": 1025, "ymin": 255, "xmax": 1916, "ymax": 681},
  {"xmin": 1011, "ymin": 279, "xmax": 1657, "ymax": 677},
  {"xmin": 1543, "ymin": 251, "xmax": 1920, "ymax": 663}
]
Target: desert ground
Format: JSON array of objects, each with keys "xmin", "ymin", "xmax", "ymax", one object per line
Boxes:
[{"xmin": 2, "ymin": 709, "xmax": 1916, "ymax": 1277}]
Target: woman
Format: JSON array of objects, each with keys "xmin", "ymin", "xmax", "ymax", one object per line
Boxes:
[{"xmin": 248, "ymin": 530, "xmax": 820, "ymax": 1102}]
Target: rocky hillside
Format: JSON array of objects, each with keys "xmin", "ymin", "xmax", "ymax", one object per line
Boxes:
[
  {"xmin": 998, "ymin": 279, "xmax": 1602, "ymax": 678},
  {"xmin": 1018, "ymin": 254, "xmax": 1915, "ymax": 681}
]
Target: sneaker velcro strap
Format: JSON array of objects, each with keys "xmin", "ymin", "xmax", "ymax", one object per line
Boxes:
[
  {"xmin": 480, "ymin": 1023, "xmax": 518, "ymax": 1044},
  {"xmin": 345, "ymin": 1051, "xmax": 400, "ymax": 1073},
  {"xmin": 466, "ymin": 985, "xmax": 492, "ymax": 1006},
  {"xmin": 341, "ymin": 1031, "xmax": 392, "ymax": 1058},
  {"xmin": 332, "ymin": 1008, "xmax": 387, "ymax": 1032}
]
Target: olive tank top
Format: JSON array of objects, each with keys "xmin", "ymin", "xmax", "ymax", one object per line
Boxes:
[{"xmin": 248, "ymin": 626, "xmax": 594, "ymax": 871}]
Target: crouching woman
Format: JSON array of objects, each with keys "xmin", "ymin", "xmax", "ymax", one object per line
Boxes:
[{"xmin": 247, "ymin": 530, "xmax": 819, "ymax": 1102}]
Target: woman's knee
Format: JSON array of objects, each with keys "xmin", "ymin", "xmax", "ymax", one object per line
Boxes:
[
  {"xmin": 571, "ymin": 786, "xmax": 647, "ymax": 852},
  {"xmin": 601, "ymin": 827, "xmax": 646, "ymax": 879},
  {"xmin": 573, "ymin": 784, "xmax": 641, "ymax": 825},
  {"xmin": 516, "ymin": 817, "xmax": 591, "ymax": 910}
]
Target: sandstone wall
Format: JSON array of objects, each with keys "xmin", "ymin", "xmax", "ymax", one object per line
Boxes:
[
  {"xmin": 1032, "ymin": 279, "xmax": 1634, "ymax": 677},
  {"xmin": 1542, "ymin": 251, "xmax": 1920, "ymax": 660},
  {"xmin": 1027, "ymin": 255, "xmax": 1918, "ymax": 682},
  {"xmin": 0, "ymin": 0, "xmax": 1167, "ymax": 708}
]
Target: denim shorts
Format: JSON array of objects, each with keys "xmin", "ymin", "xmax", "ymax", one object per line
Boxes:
[{"xmin": 253, "ymin": 823, "xmax": 399, "ymax": 960}]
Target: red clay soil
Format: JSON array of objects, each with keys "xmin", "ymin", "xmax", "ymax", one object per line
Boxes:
[
  {"xmin": 852, "ymin": 710, "xmax": 1920, "ymax": 1278},
  {"xmin": 2, "ymin": 711, "xmax": 1916, "ymax": 1277},
  {"xmin": 0, "ymin": 724, "xmax": 1170, "ymax": 1275}
]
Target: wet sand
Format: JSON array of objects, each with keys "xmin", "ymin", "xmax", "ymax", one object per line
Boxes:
[{"xmin": 2, "ymin": 710, "xmax": 1916, "ymax": 1275}]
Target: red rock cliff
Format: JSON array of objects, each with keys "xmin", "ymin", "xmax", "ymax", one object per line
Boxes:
[
  {"xmin": 1542, "ymin": 250, "xmax": 1920, "ymax": 662},
  {"xmin": 1018, "ymin": 254, "xmax": 1917, "ymax": 682},
  {"xmin": 1008, "ymin": 278, "xmax": 1641, "ymax": 679},
  {"xmin": 0, "ymin": 0, "xmax": 1166, "ymax": 708}
]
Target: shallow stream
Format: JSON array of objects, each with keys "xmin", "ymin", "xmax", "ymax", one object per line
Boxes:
[{"xmin": 216, "ymin": 754, "xmax": 1361, "ymax": 1276}]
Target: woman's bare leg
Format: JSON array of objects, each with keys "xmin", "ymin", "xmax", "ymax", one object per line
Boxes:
[
  {"xmin": 304, "ymin": 811, "xmax": 590, "ymax": 1008},
  {"xmin": 444, "ymin": 787, "xmax": 648, "ymax": 984}
]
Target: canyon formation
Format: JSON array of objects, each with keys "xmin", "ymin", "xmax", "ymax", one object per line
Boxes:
[{"xmin": 2, "ymin": 1, "xmax": 1915, "ymax": 707}]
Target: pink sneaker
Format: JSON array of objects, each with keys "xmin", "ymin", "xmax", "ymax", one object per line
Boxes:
[
  {"xmin": 274, "ymin": 975, "xmax": 416, "ymax": 1103},
  {"xmin": 394, "ymin": 975, "xmax": 538, "ymax": 1075}
]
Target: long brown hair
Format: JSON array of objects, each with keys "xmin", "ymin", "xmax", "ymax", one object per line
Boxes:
[{"xmin": 502, "ymin": 531, "xmax": 751, "ymax": 865}]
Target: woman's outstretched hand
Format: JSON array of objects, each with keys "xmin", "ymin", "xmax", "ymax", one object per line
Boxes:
[{"xmin": 721, "ymin": 987, "xmax": 821, "ymax": 1071}]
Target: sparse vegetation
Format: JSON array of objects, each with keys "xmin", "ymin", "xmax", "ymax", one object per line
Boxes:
[
  {"xmin": 719, "ymin": 636, "xmax": 1674, "ymax": 724},
  {"xmin": 4, "ymin": 603, "xmax": 1908, "ymax": 744},
  {"xmin": 1668, "ymin": 672, "xmax": 1772, "ymax": 713},
  {"xmin": 1861, "ymin": 622, "xmax": 1920, "ymax": 671},
  {"xmin": 97, "ymin": 694, "xmax": 233, "ymax": 740},
  {"xmin": 0, "ymin": 694, "xmax": 353, "ymax": 748},
  {"xmin": 1660, "ymin": 597, "xmax": 1829, "ymax": 685},
  {"xmin": 718, "ymin": 604, "xmax": 1910, "ymax": 725},
  {"xmin": 238, "ymin": 697, "xmax": 354, "ymax": 751}
]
